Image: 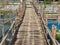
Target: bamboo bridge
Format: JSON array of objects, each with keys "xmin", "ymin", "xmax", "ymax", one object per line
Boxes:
[{"xmin": 0, "ymin": 0, "xmax": 60, "ymax": 45}]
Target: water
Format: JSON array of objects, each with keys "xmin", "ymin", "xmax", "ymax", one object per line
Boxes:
[
  {"xmin": 48, "ymin": 19, "xmax": 60, "ymax": 43},
  {"xmin": 48, "ymin": 20, "xmax": 60, "ymax": 31}
]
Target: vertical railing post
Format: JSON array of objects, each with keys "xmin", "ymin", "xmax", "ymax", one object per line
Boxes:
[
  {"xmin": 1, "ymin": 14, "xmax": 6, "ymax": 45},
  {"xmin": 58, "ymin": 5, "xmax": 60, "ymax": 25},
  {"xmin": 46, "ymin": 14, "xmax": 48, "ymax": 26},
  {"xmin": 20, "ymin": 0, "xmax": 23, "ymax": 9},
  {"xmin": 40, "ymin": 3, "xmax": 44, "ymax": 18},
  {"xmin": 1, "ymin": 14, "xmax": 5, "ymax": 37},
  {"xmin": 15, "ymin": 9, "xmax": 19, "ymax": 27},
  {"xmin": 10, "ymin": 10, "xmax": 13, "ymax": 24},
  {"xmin": 52, "ymin": 25, "xmax": 56, "ymax": 45}
]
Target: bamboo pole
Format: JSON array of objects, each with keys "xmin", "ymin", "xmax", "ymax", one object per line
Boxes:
[
  {"xmin": 1, "ymin": 14, "xmax": 5, "ymax": 37},
  {"xmin": 10, "ymin": 10, "xmax": 13, "ymax": 24},
  {"xmin": 58, "ymin": 3, "xmax": 60, "ymax": 23},
  {"xmin": 10, "ymin": 10, "xmax": 14, "ymax": 35},
  {"xmin": 52, "ymin": 25, "xmax": 56, "ymax": 45},
  {"xmin": 1, "ymin": 14, "xmax": 6, "ymax": 45}
]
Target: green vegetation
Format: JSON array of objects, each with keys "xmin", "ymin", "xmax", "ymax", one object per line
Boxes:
[
  {"xmin": 56, "ymin": 29, "xmax": 60, "ymax": 40},
  {"xmin": 5, "ymin": 15, "xmax": 10, "ymax": 18},
  {"xmin": 58, "ymin": 0, "xmax": 60, "ymax": 4},
  {"xmin": 56, "ymin": 30, "xmax": 59, "ymax": 32},
  {"xmin": 0, "ymin": 10, "xmax": 10, "ymax": 15},
  {"xmin": 4, "ymin": 21, "xmax": 11, "ymax": 26},
  {"xmin": 0, "ymin": 6, "xmax": 3, "ymax": 8},
  {"xmin": 43, "ymin": 0, "xmax": 51, "ymax": 7},
  {"xmin": 56, "ymin": 34, "xmax": 60, "ymax": 40}
]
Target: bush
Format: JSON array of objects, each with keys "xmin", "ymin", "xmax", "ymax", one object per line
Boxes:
[{"xmin": 56, "ymin": 34, "xmax": 60, "ymax": 40}]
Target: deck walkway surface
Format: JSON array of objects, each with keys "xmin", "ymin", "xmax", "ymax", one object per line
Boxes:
[{"xmin": 11, "ymin": 2, "xmax": 47, "ymax": 45}]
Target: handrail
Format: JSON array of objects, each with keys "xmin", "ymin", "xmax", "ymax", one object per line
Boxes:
[
  {"xmin": 0, "ymin": 2, "xmax": 26, "ymax": 45},
  {"xmin": 32, "ymin": 3, "xmax": 50, "ymax": 45},
  {"xmin": 0, "ymin": 21, "xmax": 15, "ymax": 45},
  {"xmin": 41, "ymin": 10, "xmax": 60, "ymax": 45},
  {"xmin": 32, "ymin": 2, "xmax": 60, "ymax": 45}
]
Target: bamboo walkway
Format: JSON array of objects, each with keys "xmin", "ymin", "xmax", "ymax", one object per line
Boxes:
[{"xmin": 10, "ymin": 2, "xmax": 47, "ymax": 45}]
